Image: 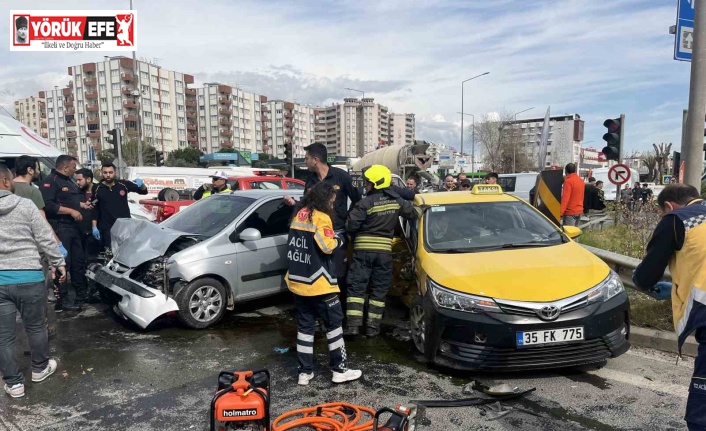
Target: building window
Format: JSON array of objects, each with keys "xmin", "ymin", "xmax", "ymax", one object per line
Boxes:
[
  {"xmin": 111, "ymin": 69, "xmax": 119, "ymax": 77},
  {"xmin": 114, "ymin": 110, "xmax": 122, "ymax": 117}
]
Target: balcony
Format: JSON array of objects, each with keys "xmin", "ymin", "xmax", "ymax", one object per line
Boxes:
[
  {"xmin": 86, "ymin": 130, "xmax": 101, "ymax": 138},
  {"xmin": 220, "ymin": 118, "xmax": 232, "ymax": 126},
  {"xmin": 65, "ymin": 121, "xmax": 76, "ymax": 127},
  {"xmin": 221, "ymin": 140, "xmax": 234, "ymax": 148},
  {"xmin": 39, "ymin": 112, "xmax": 46, "ymax": 119},
  {"xmin": 261, "ymin": 105, "xmax": 270, "ymax": 112},
  {"xmin": 87, "ymin": 117, "xmax": 100, "ymax": 125},
  {"xmin": 283, "ymin": 102, "xmax": 294, "ymax": 110},
  {"xmin": 122, "ymin": 86, "xmax": 135, "ymax": 96},
  {"xmin": 41, "ymin": 121, "xmax": 47, "ymax": 128},
  {"xmin": 185, "ymin": 111, "xmax": 197, "ymax": 119},
  {"xmin": 83, "ymin": 77, "xmax": 96, "ymax": 86},
  {"xmin": 123, "ymin": 100, "xmax": 137, "ymax": 109},
  {"xmin": 66, "ymin": 131, "xmax": 77, "ymax": 138},
  {"xmin": 220, "ymin": 129, "xmax": 233, "ymax": 137},
  {"xmin": 218, "ymin": 85, "xmax": 232, "ymax": 95},
  {"xmin": 185, "ymin": 88, "xmax": 197, "ymax": 96},
  {"xmin": 121, "ymin": 72, "xmax": 134, "ymax": 82},
  {"xmin": 219, "ymin": 108, "xmax": 232, "ymax": 115},
  {"xmin": 62, "ymin": 88, "xmax": 72, "ymax": 97},
  {"xmin": 92, "ymin": 143, "xmax": 102, "ymax": 152},
  {"xmin": 185, "ymin": 100, "xmax": 197, "ymax": 108},
  {"xmin": 285, "ymin": 138, "xmax": 294, "ymax": 145},
  {"xmin": 284, "ymin": 113, "xmax": 293, "ymax": 120},
  {"xmin": 67, "ymin": 141, "xmax": 77, "ymax": 149},
  {"xmin": 284, "ymin": 121, "xmax": 293, "ymax": 128},
  {"xmin": 86, "ymin": 104, "xmax": 99, "ymax": 112},
  {"xmin": 187, "ymin": 123, "xmax": 197, "ymax": 131},
  {"xmin": 187, "ymin": 134, "xmax": 198, "ymax": 143},
  {"xmin": 125, "ymin": 128, "xmax": 138, "ymax": 137},
  {"xmin": 285, "ymin": 130, "xmax": 294, "ymax": 137},
  {"xmin": 123, "ymin": 114, "xmax": 138, "ymax": 122},
  {"xmin": 219, "ymin": 97, "xmax": 231, "ymax": 105},
  {"xmin": 64, "ymin": 96, "xmax": 74, "ymax": 104}
]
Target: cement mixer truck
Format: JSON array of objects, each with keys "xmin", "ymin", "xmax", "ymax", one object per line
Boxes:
[{"xmin": 349, "ymin": 141, "xmax": 439, "ymax": 192}]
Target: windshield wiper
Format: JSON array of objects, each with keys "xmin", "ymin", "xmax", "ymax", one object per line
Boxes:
[
  {"xmin": 499, "ymin": 242, "xmax": 555, "ymax": 249},
  {"xmin": 433, "ymin": 248, "xmax": 469, "ymax": 253}
]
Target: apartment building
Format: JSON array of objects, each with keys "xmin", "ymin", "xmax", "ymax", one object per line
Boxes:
[
  {"xmin": 266, "ymin": 100, "xmax": 316, "ymax": 159},
  {"xmin": 390, "ymin": 113, "xmax": 415, "ymax": 146},
  {"xmin": 315, "ymin": 98, "xmax": 415, "ymax": 158},
  {"xmin": 506, "ymin": 113, "xmax": 584, "ymax": 169},
  {"xmin": 13, "ymin": 95, "xmax": 47, "ymax": 138},
  {"xmin": 32, "ymin": 57, "xmax": 197, "ymax": 163},
  {"xmin": 196, "ymin": 83, "xmax": 268, "ymax": 155}
]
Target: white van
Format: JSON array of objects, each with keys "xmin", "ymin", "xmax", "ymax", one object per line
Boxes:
[
  {"xmin": 0, "ymin": 114, "xmax": 62, "ymax": 178},
  {"xmin": 590, "ymin": 167, "xmax": 640, "ymax": 201},
  {"xmin": 497, "ymin": 172, "xmax": 540, "ymax": 201}
]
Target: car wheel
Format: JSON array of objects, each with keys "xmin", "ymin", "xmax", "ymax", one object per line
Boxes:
[
  {"xmin": 410, "ymin": 296, "xmax": 434, "ymax": 360},
  {"xmin": 175, "ymin": 278, "xmax": 227, "ymax": 329}
]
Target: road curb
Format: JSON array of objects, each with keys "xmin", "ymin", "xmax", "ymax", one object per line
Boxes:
[{"xmin": 630, "ymin": 326, "xmax": 698, "ymax": 357}]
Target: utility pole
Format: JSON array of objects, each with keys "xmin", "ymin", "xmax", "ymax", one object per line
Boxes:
[
  {"xmin": 684, "ymin": 0, "xmax": 706, "ymax": 189},
  {"xmin": 116, "ymin": 128, "xmax": 125, "ymax": 179},
  {"xmin": 130, "ymin": 0, "xmax": 143, "ymax": 167}
]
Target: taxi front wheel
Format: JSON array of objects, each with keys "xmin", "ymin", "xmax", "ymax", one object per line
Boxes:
[{"xmin": 410, "ymin": 296, "xmax": 435, "ymax": 361}]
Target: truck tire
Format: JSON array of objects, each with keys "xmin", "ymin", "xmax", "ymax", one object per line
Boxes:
[
  {"xmin": 157, "ymin": 187, "xmax": 181, "ymax": 202},
  {"xmin": 175, "ymin": 278, "xmax": 227, "ymax": 329}
]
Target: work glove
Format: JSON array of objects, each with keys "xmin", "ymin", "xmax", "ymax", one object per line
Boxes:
[
  {"xmin": 92, "ymin": 226, "xmax": 101, "ymax": 241},
  {"xmin": 58, "ymin": 243, "xmax": 68, "ymax": 258},
  {"xmin": 135, "ymin": 178, "xmax": 144, "ymax": 188}
]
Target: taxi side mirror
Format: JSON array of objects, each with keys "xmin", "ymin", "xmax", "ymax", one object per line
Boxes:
[{"xmin": 563, "ymin": 226, "xmax": 582, "ymax": 239}]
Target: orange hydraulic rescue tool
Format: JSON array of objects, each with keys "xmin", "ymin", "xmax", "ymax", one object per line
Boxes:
[{"xmin": 210, "ymin": 369, "xmax": 271, "ymax": 431}]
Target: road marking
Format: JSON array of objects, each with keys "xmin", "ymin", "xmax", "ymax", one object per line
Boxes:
[{"xmin": 586, "ymin": 367, "xmax": 688, "ymax": 398}]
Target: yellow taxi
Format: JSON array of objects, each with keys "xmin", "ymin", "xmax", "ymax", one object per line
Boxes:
[{"xmin": 401, "ymin": 184, "xmax": 630, "ymax": 370}]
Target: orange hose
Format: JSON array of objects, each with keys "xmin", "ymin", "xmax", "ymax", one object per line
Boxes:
[{"xmin": 271, "ymin": 402, "xmax": 376, "ymax": 431}]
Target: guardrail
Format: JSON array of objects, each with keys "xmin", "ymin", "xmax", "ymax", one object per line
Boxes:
[{"xmin": 580, "ymin": 244, "xmax": 671, "ymax": 289}]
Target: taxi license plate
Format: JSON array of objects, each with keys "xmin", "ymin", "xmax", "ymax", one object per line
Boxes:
[{"xmin": 516, "ymin": 327, "xmax": 584, "ymax": 347}]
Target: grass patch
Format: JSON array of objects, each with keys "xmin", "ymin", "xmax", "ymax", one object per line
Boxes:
[{"xmin": 627, "ymin": 289, "xmax": 674, "ymax": 332}]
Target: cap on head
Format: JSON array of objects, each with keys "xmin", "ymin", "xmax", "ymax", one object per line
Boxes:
[
  {"xmin": 211, "ymin": 170, "xmax": 228, "ymax": 180},
  {"xmin": 16, "ymin": 16, "xmax": 28, "ymax": 30}
]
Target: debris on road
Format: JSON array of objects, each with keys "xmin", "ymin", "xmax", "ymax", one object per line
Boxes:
[{"xmin": 273, "ymin": 346, "xmax": 290, "ymax": 354}]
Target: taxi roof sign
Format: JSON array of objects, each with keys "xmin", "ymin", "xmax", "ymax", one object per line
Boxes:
[{"xmin": 471, "ymin": 184, "xmax": 503, "ymax": 195}]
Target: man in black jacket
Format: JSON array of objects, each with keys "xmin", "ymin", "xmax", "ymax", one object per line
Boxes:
[
  {"xmin": 583, "ymin": 177, "xmax": 606, "ymax": 215},
  {"xmin": 344, "ymin": 165, "xmax": 417, "ymax": 337}
]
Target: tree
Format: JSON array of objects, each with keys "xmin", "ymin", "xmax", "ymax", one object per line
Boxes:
[
  {"xmin": 652, "ymin": 142, "xmax": 672, "ymax": 184},
  {"xmin": 474, "ymin": 110, "xmax": 533, "ymax": 173},
  {"xmin": 217, "ymin": 147, "xmax": 237, "ymax": 153},
  {"xmin": 120, "ymin": 139, "xmax": 157, "ymax": 166},
  {"xmin": 252, "ymin": 152, "xmax": 271, "ymax": 168},
  {"xmin": 166, "ymin": 148, "xmax": 203, "ymax": 167},
  {"xmin": 641, "ymin": 152, "xmax": 657, "ymax": 182},
  {"xmin": 96, "ymin": 150, "xmax": 115, "ymax": 166}
]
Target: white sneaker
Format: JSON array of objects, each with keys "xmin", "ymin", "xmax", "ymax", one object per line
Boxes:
[
  {"xmin": 32, "ymin": 358, "xmax": 57, "ymax": 383},
  {"xmin": 298, "ymin": 373, "xmax": 314, "ymax": 386},
  {"xmin": 332, "ymin": 369, "xmax": 362, "ymax": 384},
  {"xmin": 4, "ymin": 383, "xmax": 24, "ymax": 398}
]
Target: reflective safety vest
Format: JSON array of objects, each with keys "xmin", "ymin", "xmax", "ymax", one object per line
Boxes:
[
  {"xmin": 285, "ymin": 208, "xmax": 340, "ymax": 296},
  {"xmin": 201, "ymin": 187, "xmax": 231, "ymax": 199},
  {"xmin": 670, "ymin": 199, "xmax": 706, "ymax": 349}
]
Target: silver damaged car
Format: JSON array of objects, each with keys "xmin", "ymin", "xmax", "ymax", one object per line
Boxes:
[{"xmin": 87, "ymin": 190, "xmax": 302, "ymax": 329}]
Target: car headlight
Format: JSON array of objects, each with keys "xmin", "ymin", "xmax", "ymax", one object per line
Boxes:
[
  {"xmin": 587, "ymin": 271, "xmax": 624, "ymax": 303},
  {"xmin": 427, "ymin": 279, "xmax": 501, "ymax": 313}
]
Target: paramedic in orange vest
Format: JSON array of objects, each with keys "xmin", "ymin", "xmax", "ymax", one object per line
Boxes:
[
  {"xmin": 633, "ymin": 184, "xmax": 706, "ymax": 431},
  {"xmin": 285, "ymin": 182, "xmax": 362, "ymax": 387}
]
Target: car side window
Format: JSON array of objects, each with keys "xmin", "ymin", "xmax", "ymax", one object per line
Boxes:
[
  {"xmin": 250, "ymin": 180, "xmax": 282, "ymax": 190},
  {"xmin": 498, "ymin": 176, "xmax": 516, "ymax": 192},
  {"xmin": 238, "ymin": 199, "xmax": 294, "ymax": 239},
  {"xmin": 286, "ymin": 181, "xmax": 305, "ymax": 190},
  {"xmin": 230, "ymin": 181, "xmax": 240, "ymax": 191}
]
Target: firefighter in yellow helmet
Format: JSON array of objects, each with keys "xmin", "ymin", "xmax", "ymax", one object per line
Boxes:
[{"xmin": 344, "ymin": 165, "xmax": 417, "ymax": 337}]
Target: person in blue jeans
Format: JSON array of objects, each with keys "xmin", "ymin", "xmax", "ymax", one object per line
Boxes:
[{"xmin": 0, "ymin": 164, "xmax": 66, "ymax": 398}]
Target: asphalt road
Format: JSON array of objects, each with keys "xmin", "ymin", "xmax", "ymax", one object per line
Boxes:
[{"xmin": 0, "ymin": 295, "xmax": 694, "ymax": 430}]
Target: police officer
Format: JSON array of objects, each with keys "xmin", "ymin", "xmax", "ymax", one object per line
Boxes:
[
  {"xmin": 40, "ymin": 155, "xmax": 87, "ymax": 311},
  {"xmin": 344, "ymin": 165, "xmax": 417, "ymax": 337},
  {"xmin": 193, "ymin": 171, "xmax": 231, "ymax": 200},
  {"xmin": 283, "ymin": 143, "xmax": 361, "ymax": 298},
  {"xmin": 92, "ymin": 163, "xmax": 148, "ymax": 251},
  {"xmin": 286, "ymin": 182, "xmax": 361, "ymax": 386},
  {"xmin": 633, "ymin": 184, "xmax": 706, "ymax": 430}
]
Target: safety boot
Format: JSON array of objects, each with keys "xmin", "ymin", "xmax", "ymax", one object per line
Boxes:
[
  {"xmin": 343, "ymin": 325, "xmax": 360, "ymax": 337},
  {"xmin": 365, "ymin": 326, "xmax": 380, "ymax": 338}
]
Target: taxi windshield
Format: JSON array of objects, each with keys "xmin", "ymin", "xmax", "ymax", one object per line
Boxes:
[
  {"xmin": 161, "ymin": 195, "xmax": 255, "ymax": 237},
  {"xmin": 424, "ymin": 201, "xmax": 565, "ymax": 253}
]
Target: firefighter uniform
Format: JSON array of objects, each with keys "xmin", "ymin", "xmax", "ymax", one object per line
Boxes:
[
  {"xmin": 286, "ymin": 207, "xmax": 347, "ymax": 375},
  {"xmin": 345, "ymin": 165, "xmax": 417, "ymax": 336},
  {"xmin": 93, "ymin": 180, "xmax": 148, "ymax": 250},
  {"xmin": 634, "ymin": 198, "xmax": 706, "ymax": 429},
  {"xmin": 40, "ymin": 170, "xmax": 87, "ymax": 306}
]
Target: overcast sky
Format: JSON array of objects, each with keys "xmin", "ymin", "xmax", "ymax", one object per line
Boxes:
[{"xmin": 0, "ymin": 0, "xmax": 690, "ymax": 154}]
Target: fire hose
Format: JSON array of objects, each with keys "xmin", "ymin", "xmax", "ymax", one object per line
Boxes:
[{"xmin": 271, "ymin": 402, "xmax": 377, "ymax": 431}]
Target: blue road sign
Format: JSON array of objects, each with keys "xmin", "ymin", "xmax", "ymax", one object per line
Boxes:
[{"xmin": 675, "ymin": 0, "xmax": 695, "ymax": 61}]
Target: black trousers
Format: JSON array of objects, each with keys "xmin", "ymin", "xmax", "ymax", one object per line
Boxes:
[
  {"xmin": 345, "ymin": 251, "xmax": 393, "ymax": 329},
  {"xmin": 294, "ymin": 293, "xmax": 346, "ymax": 374},
  {"xmin": 54, "ymin": 223, "xmax": 87, "ymax": 304},
  {"xmin": 99, "ymin": 225, "xmax": 112, "ymax": 251},
  {"xmin": 687, "ymin": 328, "xmax": 706, "ymax": 430}
]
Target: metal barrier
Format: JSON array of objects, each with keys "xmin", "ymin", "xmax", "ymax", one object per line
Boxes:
[
  {"xmin": 578, "ymin": 215, "xmax": 611, "ymax": 230},
  {"xmin": 580, "ymin": 244, "xmax": 671, "ymax": 289}
]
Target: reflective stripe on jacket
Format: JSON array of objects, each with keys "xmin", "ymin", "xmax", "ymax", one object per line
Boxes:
[
  {"xmin": 285, "ymin": 208, "xmax": 340, "ymax": 296},
  {"xmin": 201, "ymin": 187, "xmax": 231, "ymax": 199},
  {"xmin": 670, "ymin": 200, "xmax": 706, "ymax": 349}
]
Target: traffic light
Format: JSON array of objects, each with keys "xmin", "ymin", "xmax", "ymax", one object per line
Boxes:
[
  {"xmin": 601, "ymin": 118, "xmax": 622, "ymax": 161},
  {"xmin": 283, "ymin": 143, "xmax": 293, "ymax": 176},
  {"xmin": 674, "ymin": 151, "xmax": 681, "ymax": 176},
  {"xmin": 156, "ymin": 151, "xmax": 164, "ymax": 167},
  {"xmin": 106, "ymin": 128, "xmax": 118, "ymax": 151}
]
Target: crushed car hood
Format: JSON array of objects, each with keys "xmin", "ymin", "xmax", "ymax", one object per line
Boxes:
[{"xmin": 111, "ymin": 219, "xmax": 194, "ymax": 268}]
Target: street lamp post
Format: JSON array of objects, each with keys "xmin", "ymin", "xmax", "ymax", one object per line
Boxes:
[
  {"xmin": 457, "ymin": 112, "xmax": 474, "ymax": 172},
  {"xmin": 511, "ymin": 107, "xmax": 534, "ymax": 173},
  {"xmin": 344, "ymin": 87, "xmax": 365, "ymax": 99},
  {"xmin": 461, "ymin": 72, "xmax": 489, "ymax": 170}
]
